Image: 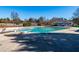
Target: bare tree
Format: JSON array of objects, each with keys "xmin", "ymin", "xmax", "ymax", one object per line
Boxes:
[
  {"xmin": 73, "ymin": 8, "xmax": 79, "ymax": 25},
  {"xmin": 11, "ymin": 11, "xmax": 21, "ymax": 24},
  {"xmin": 11, "ymin": 11, "xmax": 19, "ymax": 20},
  {"xmin": 73, "ymin": 8, "xmax": 79, "ymax": 18}
]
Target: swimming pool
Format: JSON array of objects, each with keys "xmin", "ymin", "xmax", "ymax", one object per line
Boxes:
[{"xmin": 19, "ymin": 26, "xmax": 66, "ymax": 33}]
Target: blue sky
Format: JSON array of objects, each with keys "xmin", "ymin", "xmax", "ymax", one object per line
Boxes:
[{"xmin": 0, "ymin": 6, "xmax": 78, "ymax": 20}]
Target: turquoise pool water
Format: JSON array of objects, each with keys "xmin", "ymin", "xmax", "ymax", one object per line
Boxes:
[{"xmin": 19, "ymin": 27, "xmax": 66, "ymax": 33}]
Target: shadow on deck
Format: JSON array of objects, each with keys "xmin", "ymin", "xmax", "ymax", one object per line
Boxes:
[{"xmin": 5, "ymin": 33, "xmax": 79, "ymax": 52}]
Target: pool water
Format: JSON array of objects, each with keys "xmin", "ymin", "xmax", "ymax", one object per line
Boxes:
[{"xmin": 19, "ymin": 27, "xmax": 66, "ymax": 33}]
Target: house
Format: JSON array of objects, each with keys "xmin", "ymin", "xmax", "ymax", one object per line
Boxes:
[
  {"xmin": 56, "ymin": 22, "xmax": 72, "ymax": 26},
  {"xmin": 49, "ymin": 17, "xmax": 73, "ymax": 26}
]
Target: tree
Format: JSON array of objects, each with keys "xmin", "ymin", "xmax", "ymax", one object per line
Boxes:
[
  {"xmin": 73, "ymin": 8, "xmax": 79, "ymax": 18},
  {"xmin": 73, "ymin": 18, "xmax": 79, "ymax": 25},
  {"xmin": 38, "ymin": 17, "xmax": 45, "ymax": 22},
  {"xmin": 73, "ymin": 8, "xmax": 79, "ymax": 26},
  {"xmin": 11, "ymin": 11, "xmax": 19, "ymax": 20},
  {"xmin": 0, "ymin": 17, "xmax": 10, "ymax": 23},
  {"xmin": 11, "ymin": 11, "xmax": 21, "ymax": 24},
  {"xmin": 28, "ymin": 18, "xmax": 34, "ymax": 22},
  {"xmin": 36, "ymin": 17, "xmax": 46, "ymax": 26},
  {"xmin": 6, "ymin": 17, "xmax": 10, "ymax": 21}
]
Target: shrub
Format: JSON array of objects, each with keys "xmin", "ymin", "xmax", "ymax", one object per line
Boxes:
[{"xmin": 23, "ymin": 22, "xmax": 31, "ymax": 26}]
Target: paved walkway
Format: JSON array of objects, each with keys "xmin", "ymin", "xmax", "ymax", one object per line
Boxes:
[{"xmin": 0, "ymin": 33, "xmax": 23, "ymax": 52}]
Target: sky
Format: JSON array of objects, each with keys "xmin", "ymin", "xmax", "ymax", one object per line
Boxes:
[{"xmin": 0, "ymin": 6, "xmax": 78, "ymax": 20}]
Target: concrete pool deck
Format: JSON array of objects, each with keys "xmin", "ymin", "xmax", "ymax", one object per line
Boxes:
[
  {"xmin": 0, "ymin": 32, "xmax": 25, "ymax": 52},
  {"xmin": 53, "ymin": 27, "xmax": 79, "ymax": 34},
  {"xmin": 0, "ymin": 27, "xmax": 79, "ymax": 51}
]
